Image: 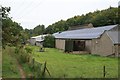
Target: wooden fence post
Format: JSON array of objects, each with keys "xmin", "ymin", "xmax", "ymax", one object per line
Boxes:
[
  {"xmin": 42, "ymin": 61, "xmax": 46, "ymax": 78},
  {"xmin": 103, "ymin": 65, "xmax": 106, "ymax": 78},
  {"xmin": 46, "ymin": 66, "xmax": 51, "ymax": 77}
]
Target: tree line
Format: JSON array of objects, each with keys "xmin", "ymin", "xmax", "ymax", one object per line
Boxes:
[{"xmin": 25, "ymin": 7, "xmax": 118, "ymax": 35}]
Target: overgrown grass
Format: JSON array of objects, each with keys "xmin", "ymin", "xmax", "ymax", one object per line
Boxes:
[
  {"xmin": 2, "ymin": 46, "xmax": 21, "ymax": 78},
  {"xmin": 2, "ymin": 46, "xmax": 34, "ymax": 78},
  {"xmin": 28, "ymin": 46, "xmax": 118, "ymax": 78}
]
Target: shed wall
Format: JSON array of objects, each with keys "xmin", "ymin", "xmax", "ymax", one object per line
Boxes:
[
  {"xmin": 92, "ymin": 32, "xmax": 114, "ymax": 56},
  {"xmin": 55, "ymin": 39, "xmax": 65, "ymax": 50},
  {"xmin": 85, "ymin": 40, "xmax": 92, "ymax": 53},
  {"xmin": 36, "ymin": 42, "xmax": 43, "ymax": 47}
]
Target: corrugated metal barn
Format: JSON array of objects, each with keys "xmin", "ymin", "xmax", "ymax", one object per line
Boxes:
[{"xmin": 53, "ymin": 24, "xmax": 119, "ymax": 56}]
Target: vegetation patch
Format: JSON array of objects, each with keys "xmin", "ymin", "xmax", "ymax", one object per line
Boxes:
[{"xmin": 2, "ymin": 47, "xmax": 21, "ymax": 78}]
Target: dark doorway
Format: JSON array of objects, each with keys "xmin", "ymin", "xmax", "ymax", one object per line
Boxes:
[
  {"xmin": 65, "ymin": 40, "xmax": 73, "ymax": 52},
  {"xmin": 73, "ymin": 40, "xmax": 85, "ymax": 51}
]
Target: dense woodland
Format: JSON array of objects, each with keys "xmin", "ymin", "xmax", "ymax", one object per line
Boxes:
[{"xmin": 2, "ymin": 6, "xmax": 118, "ymax": 47}]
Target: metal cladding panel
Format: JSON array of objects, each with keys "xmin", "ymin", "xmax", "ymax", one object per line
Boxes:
[
  {"xmin": 31, "ymin": 34, "xmax": 47, "ymax": 42},
  {"xmin": 36, "ymin": 37, "xmax": 44, "ymax": 42},
  {"xmin": 53, "ymin": 25, "xmax": 117, "ymax": 39},
  {"xmin": 107, "ymin": 31, "xmax": 120, "ymax": 44}
]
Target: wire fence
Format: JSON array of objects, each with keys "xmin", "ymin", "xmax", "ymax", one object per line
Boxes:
[{"xmin": 28, "ymin": 58, "xmax": 51, "ymax": 78}]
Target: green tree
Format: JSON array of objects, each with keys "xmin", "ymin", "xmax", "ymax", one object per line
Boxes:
[
  {"xmin": 43, "ymin": 35, "xmax": 55, "ymax": 48},
  {"xmin": 2, "ymin": 6, "xmax": 25, "ymax": 47},
  {"xmin": 33, "ymin": 24, "xmax": 45, "ymax": 35}
]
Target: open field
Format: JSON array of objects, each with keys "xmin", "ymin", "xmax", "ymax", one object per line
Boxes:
[{"xmin": 28, "ymin": 46, "xmax": 118, "ymax": 78}]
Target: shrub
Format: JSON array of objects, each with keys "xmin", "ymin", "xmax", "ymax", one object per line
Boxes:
[
  {"xmin": 15, "ymin": 47, "xmax": 19, "ymax": 54},
  {"xmin": 25, "ymin": 47, "xmax": 32, "ymax": 54},
  {"xmin": 15, "ymin": 47, "xmax": 29, "ymax": 63},
  {"xmin": 43, "ymin": 35, "xmax": 55, "ymax": 48}
]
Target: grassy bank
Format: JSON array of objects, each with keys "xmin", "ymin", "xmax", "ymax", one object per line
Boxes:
[
  {"xmin": 2, "ymin": 46, "xmax": 33, "ymax": 78},
  {"xmin": 2, "ymin": 47, "xmax": 21, "ymax": 78},
  {"xmin": 29, "ymin": 46, "xmax": 118, "ymax": 78}
]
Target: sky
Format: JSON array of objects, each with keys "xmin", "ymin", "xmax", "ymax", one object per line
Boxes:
[{"xmin": 1, "ymin": 0, "xmax": 119, "ymax": 29}]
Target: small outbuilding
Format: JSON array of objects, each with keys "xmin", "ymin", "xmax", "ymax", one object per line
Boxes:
[{"xmin": 29, "ymin": 34, "xmax": 47, "ymax": 47}]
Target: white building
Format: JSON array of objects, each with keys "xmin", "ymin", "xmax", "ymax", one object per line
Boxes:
[{"xmin": 29, "ymin": 34, "xmax": 47, "ymax": 47}]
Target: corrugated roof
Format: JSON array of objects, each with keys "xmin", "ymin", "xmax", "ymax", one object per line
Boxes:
[
  {"xmin": 53, "ymin": 25, "xmax": 117, "ymax": 39},
  {"xmin": 106, "ymin": 31, "xmax": 120, "ymax": 44},
  {"xmin": 31, "ymin": 34, "xmax": 47, "ymax": 42}
]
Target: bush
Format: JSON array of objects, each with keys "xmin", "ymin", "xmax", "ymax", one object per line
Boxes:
[
  {"xmin": 15, "ymin": 47, "xmax": 19, "ymax": 54},
  {"xmin": 14, "ymin": 47, "xmax": 29, "ymax": 63},
  {"xmin": 25, "ymin": 47, "xmax": 32, "ymax": 54},
  {"xmin": 43, "ymin": 35, "xmax": 55, "ymax": 48},
  {"xmin": 19, "ymin": 53, "xmax": 28, "ymax": 63}
]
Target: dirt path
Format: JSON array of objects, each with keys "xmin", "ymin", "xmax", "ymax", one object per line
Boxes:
[{"xmin": 16, "ymin": 60, "xmax": 26, "ymax": 80}]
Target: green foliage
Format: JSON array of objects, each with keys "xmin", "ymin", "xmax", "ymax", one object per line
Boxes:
[
  {"xmin": 2, "ymin": 18, "xmax": 23, "ymax": 47},
  {"xmin": 45, "ymin": 20, "xmax": 69, "ymax": 34},
  {"xmin": 25, "ymin": 47, "xmax": 32, "ymax": 54},
  {"xmin": 24, "ymin": 28, "xmax": 32, "ymax": 38},
  {"xmin": 33, "ymin": 25, "xmax": 45, "ymax": 35},
  {"xmin": 19, "ymin": 52, "xmax": 28, "ymax": 63},
  {"xmin": 44, "ymin": 7, "xmax": 118, "ymax": 34},
  {"xmin": 24, "ymin": 24, "xmax": 46, "ymax": 38},
  {"xmin": 14, "ymin": 46, "xmax": 31, "ymax": 64},
  {"xmin": 43, "ymin": 35, "xmax": 55, "ymax": 48},
  {"xmin": 2, "ymin": 6, "xmax": 27, "ymax": 48}
]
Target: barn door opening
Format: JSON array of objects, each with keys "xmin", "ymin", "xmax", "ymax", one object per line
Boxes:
[
  {"xmin": 73, "ymin": 40, "xmax": 85, "ymax": 51},
  {"xmin": 65, "ymin": 40, "xmax": 73, "ymax": 52}
]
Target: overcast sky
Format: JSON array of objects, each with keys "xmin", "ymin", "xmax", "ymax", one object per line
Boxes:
[{"xmin": 1, "ymin": 0, "xmax": 119, "ymax": 29}]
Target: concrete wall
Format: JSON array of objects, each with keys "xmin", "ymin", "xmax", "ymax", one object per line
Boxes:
[
  {"xmin": 55, "ymin": 39, "xmax": 65, "ymax": 50},
  {"xmin": 36, "ymin": 42, "xmax": 43, "ymax": 47},
  {"xmin": 91, "ymin": 32, "xmax": 115, "ymax": 56},
  {"xmin": 85, "ymin": 40, "xmax": 92, "ymax": 53}
]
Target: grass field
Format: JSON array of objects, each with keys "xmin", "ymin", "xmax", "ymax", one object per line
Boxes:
[
  {"xmin": 28, "ymin": 46, "xmax": 118, "ymax": 78},
  {"xmin": 2, "ymin": 47, "xmax": 21, "ymax": 78}
]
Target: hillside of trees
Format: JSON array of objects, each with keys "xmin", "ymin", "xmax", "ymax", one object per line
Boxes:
[{"xmin": 26, "ymin": 7, "xmax": 118, "ymax": 36}]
